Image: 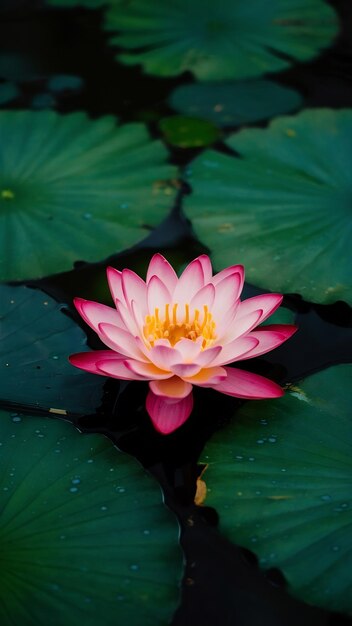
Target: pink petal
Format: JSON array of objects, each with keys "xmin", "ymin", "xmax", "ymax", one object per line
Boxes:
[
  {"xmin": 69, "ymin": 350, "xmax": 124, "ymax": 375},
  {"xmin": 125, "ymin": 359, "xmax": 172, "ymax": 380},
  {"xmin": 171, "ymin": 362, "xmax": 202, "ymax": 377},
  {"xmin": 131, "ymin": 299, "xmax": 146, "ymax": 333},
  {"xmin": 184, "ymin": 366, "xmax": 227, "ymax": 386},
  {"xmin": 121, "ymin": 269, "xmax": 147, "ymax": 315},
  {"xmin": 194, "ymin": 345, "xmax": 222, "ymax": 367},
  {"xmin": 147, "ymin": 275, "xmax": 172, "ymax": 314},
  {"xmin": 116, "ymin": 299, "xmax": 140, "ymax": 336},
  {"xmin": 220, "ymin": 309, "xmax": 263, "ymax": 343},
  {"xmin": 97, "ymin": 358, "xmax": 148, "ymax": 380},
  {"xmin": 212, "ymin": 264, "xmax": 244, "ymax": 290},
  {"xmin": 174, "ymin": 337, "xmax": 202, "ymax": 362},
  {"xmin": 211, "ymin": 273, "xmax": 243, "ymax": 322},
  {"xmin": 211, "ymin": 335, "xmax": 259, "ymax": 366},
  {"xmin": 236, "ymin": 294, "xmax": 283, "ymax": 326},
  {"xmin": 198, "ymin": 255, "xmax": 213, "ymax": 283},
  {"xmin": 146, "ymin": 253, "xmax": 178, "ymax": 292},
  {"xmin": 98, "ymin": 323, "xmax": 148, "ymax": 361},
  {"xmin": 74, "ymin": 298, "xmax": 125, "ymax": 333},
  {"xmin": 173, "ymin": 258, "xmax": 204, "ymax": 307},
  {"xmin": 149, "ymin": 376, "xmax": 192, "ymax": 399},
  {"xmin": 190, "ymin": 283, "xmax": 216, "ymax": 313},
  {"xmin": 146, "ymin": 390, "xmax": 194, "ymax": 434},
  {"xmin": 149, "ymin": 344, "xmax": 182, "ymax": 370},
  {"xmin": 214, "ymin": 299, "xmax": 240, "ymax": 338},
  {"xmin": 212, "ymin": 366, "xmax": 284, "ymax": 399},
  {"xmin": 106, "ymin": 267, "xmax": 124, "ymax": 303},
  {"xmin": 240, "ymin": 325, "xmax": 297, "ymax": 360}
]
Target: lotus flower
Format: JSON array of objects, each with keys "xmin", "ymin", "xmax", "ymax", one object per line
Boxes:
[{"xmin": 69, "ymin": 255, "xmax": 296, "ymax": 434}]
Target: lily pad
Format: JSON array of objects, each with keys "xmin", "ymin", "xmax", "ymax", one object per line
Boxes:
[
  {"xmin": 159, "ymin": 115, "xmax": 220, "ymax": 148},
  {"xmin": 169, "ymin": 80, "xmax": 302, "ymax": 127},
  {"xmin": 201, "ymin": 365, "xmax": 352, "ymax": 613},
  {"xmin": 0, "ymin": 410, "xmax": 181, "ymax": 625},
  {"xmin": 0, "ymin": 284, "xmax": 104, "ymax": 417},
  {"xmin": 0, "ymin": 110, "xmax": 177, "ymax": 281},
  {"xmin": 105, "ymin": 0, "xmax": 338, "ymax": 80},
  {"xmin": 185, "ymin": 109, "xmax": 352, "ymax": 304}
]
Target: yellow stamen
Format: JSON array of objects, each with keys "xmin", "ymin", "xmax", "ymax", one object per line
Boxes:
[
  {"xmin": 185, "ymin": 303, "xmax": 189, "ymax": 324},
  {"xmin": 143, "ymin": 302, "xmax": 216, "ymax": 348}
]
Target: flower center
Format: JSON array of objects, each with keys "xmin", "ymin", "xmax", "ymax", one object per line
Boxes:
[{"xmin": 144, "ymin": 303, "xmax": 216, "ymax": 349}]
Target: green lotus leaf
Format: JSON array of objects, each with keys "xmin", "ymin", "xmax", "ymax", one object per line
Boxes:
[
  {"xmin": 0, "ymin": 110, "xmax": 177, "ymax": 281},
  {"xmin": 0, "ymin": 284, "xmax": 104, "ymax": 417},
  {"xmin": 105, "ymin": 0, "xmax": 338, "ymax": 81},
  {"xmin": 169, "ymin": 80, "xmax": 302, "ymax": 127},
  {"xmin": 184, "ymin": 109, "xmax": 352, "ymax": 304},
  {"xmin": 0, "ymin": 410, "xmax": 182, "ymax": 625},
  {"xmin": 201, "ymin": 365, "xmax": 352, "ymax": 613},
  {"xmin": 159, "ymin": 115, "xmax": 220, "ymax": 148}
]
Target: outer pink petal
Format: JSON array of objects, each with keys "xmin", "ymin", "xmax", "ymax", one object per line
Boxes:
[
  {"xmin": 211, "ymin": 366, "xmax": 284, "ymax": 399},
  {"xmin": 74, "ymin": 298, "xmax": 126, "ymax": 333},
  {"xmin": 98, "ymin": 322, "xmax": 148, "ymax": 361},
  {"xmin": 211, "ymin": 336, "xmax": 259, "ymax": 366},
  {"xmin": 173, "ymin": 258, "xmax": 204, "ymax": 306},
  {"xmin": 190, "ymin": 283, "xmax": 215, "ymax": 313},
  {"xmin": 198, "ymin": 255, "xmax": 213, "ymax": 283},
  {"xmin": 125, "ymin": 359, "xmax": 172, "ymax": 380},
  {"xmin": 106, "ymin": 267, "xmax": 124, "ymax": 304},
  {"xmin": 69, "ymin": 350, "xmax": 124, "ymax": 375},
  {"xmin": 212, "ymin": 264, "xmax": 244, "ymax": 290},
  {"xmin": 240, "ymin": 325, "xmax": 297, "ymax": 360},
  {"xmin": 149, "ymin": 376, "xmax": 192, "ymax": 399},
  {"xmin": 146, "ymin": 390, "xmax": 194, "ymax": 434},
  {"xmin": 146, "ymin": 253, "xmax": 178, "ymax": 292},
  {"xmin": 96, "ymin": 358, "xmax": 148, "ymax": 380},
  {"xmin": 236, "ymin": 294, "xmax": 283, "ymax": 326},
  {"xmin": 147, "ymin": 275, "xmax": 172, "ymax": 314},
  {"xmin": 121, "ymin": 269, "xmax": 147, "ymax": 315},
  {"xmin": 211, "ymin": 273, "xmax": 243, "ymax": 322}
]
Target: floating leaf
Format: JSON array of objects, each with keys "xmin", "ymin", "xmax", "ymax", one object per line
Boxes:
[
  {"xmin": 185, "ymin": 109, "xmax": 352, "ymax": 304},
  {"xmin": 0, "ymin": 110, "xmax": 177, "ymax": 281},
  {"xmin": 202, "ymin": 365, "xmax": 352, "ymax": 613},
  {"xmin": 0, "ymin": 411, "xmax": 182, "ymax": 625},
  {"xmin": 105, "ymin": 0, "xmax": 338, "ymax": 80},
  {"xmin": 159, "ymin": 115, "xmax": 220, "ymax": 148},
  {"xmin": 0, "ymin": 284, "xmax": 104, "ymax": 417},
  {"xmin": 169, "ymin": 80, "xmax": 302, "ymax": 127}
]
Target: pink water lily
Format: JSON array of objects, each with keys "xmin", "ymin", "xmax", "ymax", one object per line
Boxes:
[{"xmin": 69, "ymin": 254, "xmax": 296, "ymax": 434}]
